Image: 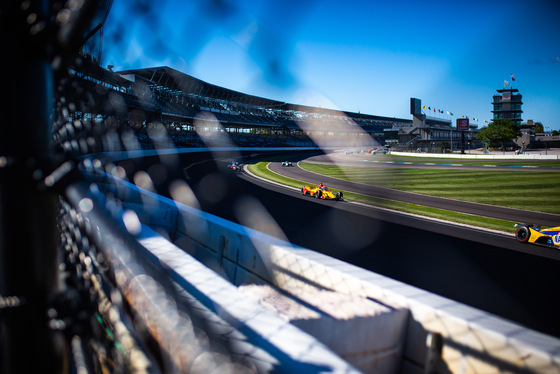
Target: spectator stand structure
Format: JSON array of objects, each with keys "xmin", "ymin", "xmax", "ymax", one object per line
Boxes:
[{"xmin": 69, "ymin": 63, "xmax": 411, "ymax": 150}]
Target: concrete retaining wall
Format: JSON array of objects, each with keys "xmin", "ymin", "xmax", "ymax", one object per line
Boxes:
[{"xmin": 94, "ymin": 168, "xmax": 560, "ymax": 373}]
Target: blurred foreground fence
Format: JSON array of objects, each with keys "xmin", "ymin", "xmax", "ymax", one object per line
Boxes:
[
  {"xmin": 2, "ymin": 0, "xmax": 560, "ymax": 373},
  {"xmin": 81, "ymin": 151, "xmax": 560, "ymax": 373}
]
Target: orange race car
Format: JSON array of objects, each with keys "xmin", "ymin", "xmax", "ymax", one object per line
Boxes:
[{"xmin": 301, "ymin": 183, "xmax": 343, "ymax": 201}]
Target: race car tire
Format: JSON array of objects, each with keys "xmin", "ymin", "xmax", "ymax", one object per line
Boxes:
[
  {"xmin": 335, "ymin": 192, "xmax": 343, "ymax": 200},
  {"xmin": 315, "ymin": 190, "xmax": 322, "ymax": 199},
  {"xmin": 516, "ymin": 226, "xmax": 531, "ymax": 243},
  {"xmin": 301, "ymin": 187, "xmax": 306, "ymax": 195}
]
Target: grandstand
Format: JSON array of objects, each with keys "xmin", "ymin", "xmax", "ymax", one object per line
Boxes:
[{"xmin": 66, "ymin": 59, "xmax": 411, "ymax": 151}]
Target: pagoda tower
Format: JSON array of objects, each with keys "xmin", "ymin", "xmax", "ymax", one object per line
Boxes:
[{"xmin": 492, "ymin": 85, "xmax": 523, "ymax": 126}]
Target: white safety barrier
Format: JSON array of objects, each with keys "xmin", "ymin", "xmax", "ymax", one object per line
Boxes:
[
  {"xmin": 94, "ymin": 167, "xmax": 560, "ymax": 374},
  {"xmin": 391, "ymin": 151, "xmax": 560, "ymax": 160}
]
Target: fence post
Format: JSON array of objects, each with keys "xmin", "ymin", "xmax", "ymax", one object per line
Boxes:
[{"xmin": 0, "ymin": 1, "xmax": 62, "ymax": 372}]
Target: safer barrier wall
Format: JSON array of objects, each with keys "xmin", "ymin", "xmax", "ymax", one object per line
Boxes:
[{"xmin": 95, "ymin": 165, "xmax": 560, "ymax": 374}]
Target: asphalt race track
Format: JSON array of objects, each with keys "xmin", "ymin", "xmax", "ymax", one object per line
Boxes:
[
  {"xmin": 268, "ymin": 152, "xmax": 560, "ymax": 227},
  {"xmin": 162, "ymin": 151, "xmax": 560, "ymax": 339}
]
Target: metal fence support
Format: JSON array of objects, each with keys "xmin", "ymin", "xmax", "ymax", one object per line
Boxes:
[{"xmin": 0, "ymin": 1, "xmax": 63, "ymax": 372}]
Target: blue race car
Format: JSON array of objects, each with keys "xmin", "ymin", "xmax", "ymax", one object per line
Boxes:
[{"xmin": 514, "ymin": 223, "xmax": 560, "ymax": 248}]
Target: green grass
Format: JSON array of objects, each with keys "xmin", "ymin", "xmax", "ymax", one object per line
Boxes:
[
  {"xmin": 300, "ymin": 162, "xmax": 560, "ymax": 214},
  {"xmin": 247, "ymin": 161, "xmax": 517, "ymax": 233},
  {"xmin": 250, "ymin": 160, "xmax": 311, "ymax": 187}
]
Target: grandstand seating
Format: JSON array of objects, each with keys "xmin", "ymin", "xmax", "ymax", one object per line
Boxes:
[{"xmin": 65, "ymin": 64, "xmax": 411, "ymax": 149}]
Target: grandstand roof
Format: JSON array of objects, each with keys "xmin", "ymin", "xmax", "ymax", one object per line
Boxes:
[
  {"xmin": 291, "ymin": 102, "xmax": 411, "ymax": 124},
  {"xmin": 73, "ymin": 54, "xmax": 132, "ymax": 87},
  {"xmin": 116, "ymin": 66, "xmax": 412, "ymax": 127},
  {"xmin": 117, "ymin": 66, "xmax": 287, "ymax": 108}
]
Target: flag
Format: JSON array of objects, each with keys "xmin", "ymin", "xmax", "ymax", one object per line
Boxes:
[
  {"xmin": 450, "ymin": 112, "xmax": 453, "ymax": 116},
  {"xmin": 504, "ymin": 80, "xmax": 509, "ymax": 87},
  {"xmin": 434, "ymin": 108, "xmax": 436, "ymax": 112},
  {"xmin": 447, "ymin": 111, "xmax": 450, "ymax": 115},
  {"xmin": 511, "ymin": 74, "xmax": 515, "ymax": 81},
  {"xmin": 428, "ymin": 106, "xmax": 431, "ymax": 110}
]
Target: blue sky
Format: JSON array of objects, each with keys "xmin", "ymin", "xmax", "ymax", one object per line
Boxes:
[{"xmin": 102, "ymin": 0, "xmax": 560, "ymax": 130}]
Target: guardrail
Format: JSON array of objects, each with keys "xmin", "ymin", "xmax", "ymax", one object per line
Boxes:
[{"xmin": 90, "ymin": 150, "xmax": 560, "ymax": 373}]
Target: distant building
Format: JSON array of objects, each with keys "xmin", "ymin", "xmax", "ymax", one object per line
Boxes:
[
  {"xmin": 492, "ymin": 88, "xmax": 523, "ymax": 126},
  {"xmin": 390, "ymin": 98, "xmax": 479, "ymax": 152},
  {"xmin": 515, "ymin": 119, "xmax": 560, "ymax": 149}
]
